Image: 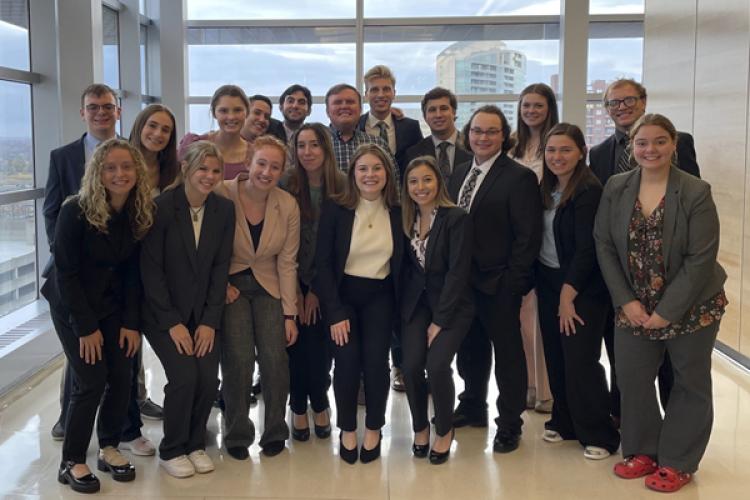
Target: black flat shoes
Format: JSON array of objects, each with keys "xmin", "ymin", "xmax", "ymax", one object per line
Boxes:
[{"xmin": 58, "ymin": 461, "xmax": 100, "ymax": 494}]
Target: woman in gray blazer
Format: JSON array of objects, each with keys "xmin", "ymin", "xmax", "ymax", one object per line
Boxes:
[{"xmin": 594, "ymin": 114, "xmax": 726, "ymax": 493}]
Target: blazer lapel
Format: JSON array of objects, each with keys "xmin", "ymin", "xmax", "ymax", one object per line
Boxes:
[
  {"xmin": 424, "ymin": 208, "xmax": 446, "ymax": 268},
  {"xmin": 470, "ymin": 154, "xmax": 506, "ymax": 214},
  {"xmin": 231, "ymin": 179, "xmax": 256, "ymax": 256},
  {"xmin": 449, "ymin": 161, "xmax": 471, "ymax": 201},
  {"xmin": 257, "ymin": 189, "xmax": 281, "ymax": 256},
  {"xmin": 175, "ymin": 188, "xmax": 200, "ymax": 274},
  {"xmin": 661, "ymin": 167, "xmax": 681, "ymax": 271},
  {"xmin": 615, "ymin": 169, "xmax": 640, "ymax": 274},
  {"xmin": 196, "ymin": 192, "xmax": 218, "ymax": 271}
]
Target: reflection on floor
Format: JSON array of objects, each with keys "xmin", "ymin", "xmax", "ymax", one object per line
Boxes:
[{"xmin": 0, "ymin": 345, "xmax": 748, "ymax": 499}]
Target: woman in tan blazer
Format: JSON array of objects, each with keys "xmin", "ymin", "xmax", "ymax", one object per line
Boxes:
[
  {"xmin": 594, "ymin": 114, "xmax": 726, "ymax": 493},
  {"xmin": 216, "ymin": 135, "xmax": 300, "ymax": 460}
]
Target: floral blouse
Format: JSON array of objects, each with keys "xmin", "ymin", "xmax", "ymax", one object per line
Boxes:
[
  {"xmin": 615, "ymin": 197, "xmax": 727, "ymax": 340},
  {"xmin": 410, "ymin": 207, "xmax": 438, "ymax": 270}
]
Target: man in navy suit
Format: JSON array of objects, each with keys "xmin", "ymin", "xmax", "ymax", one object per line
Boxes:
[
  {"xmin": 589, "ymin": 78, "xmax": 700, "ymax": 425},
  {"xmin": 405, "ymin": 87, "xmax": 471, "ymax": 182},
  {"xmin": 358, "ymin": 65, "xmax": 423, "ymax": 179}
]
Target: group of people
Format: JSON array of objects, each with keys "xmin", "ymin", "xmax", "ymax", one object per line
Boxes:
[{"xmin": 41, "ymin": 64, "xmax": 725, "ymax": 496}]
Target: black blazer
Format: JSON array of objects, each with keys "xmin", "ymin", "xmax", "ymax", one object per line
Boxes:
[
  {"xmin": 542, "ymin": 173, "xmax": 608, "ymax": 297},
  {"xmin": 314, "ymin": 199, "xmax": 404, "ymax": 325},
  {"xmin": 448, "ymin": 153, "xmax": 542, "ymax": 296},
  {"xmin": 268, "ymin": 117, "xmax": 288, "ymax": 143},
  {"xmin": 589, "ymin": 131, "xmax": 700, "ymax": 185},
  {"xmin": 402, "ymin": 206, "xmax": 474, "ymax": 329},
  {"xmin": 40, "ymin": 198, "xmax": 141, "ymax": 338},
  {"xmin": 140, "ymin": 187, "xmax": 235, "ymax": 332},
  {"xmin": 358, "ymin": 112, "xmax": 423, "ymax": 176},
  {"xmin": 404, "ymin": 135, "xmax": 472, "ymax": 181}
]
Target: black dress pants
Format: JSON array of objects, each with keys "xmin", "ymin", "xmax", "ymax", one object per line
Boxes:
[
  {"xmin": 145, "ymin": 321, "xmax": 219, "ymax": 460},
  {"xmin": 288, "ymin": 283, "xmax": 331, "ymax": 415},
  {"xmin": 121, "ymin": 350, "xmax": 145, "ymax": 441},
  {"xmin": 51, "ymin": 306, "xmax": 131, "ymax": 464},
  {"xmin": 456, "ymin": 287, "xmax": 527, "ymax": 434},
  {"xmin": 401, "ymin": 295, "xmax": 470, "ymax": 436},
  {"xmin": 536, "ymin": 264, "xmax": 620, "ymax": 452},
  {"xmin": 331, "ymin": 275, "xmax": 394, "ymax": 432}
]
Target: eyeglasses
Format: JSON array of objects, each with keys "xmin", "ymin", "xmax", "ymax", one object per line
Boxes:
[
  {"xmin": 84, "ymin": 103, "xmax": 117, "ymax": 113},
  {"xmin": 469, "ymin": 128, "xmax": 502, "ymax": 137},
  {"xmin": 604, "ymin": 96, "xmax": 641, "ymax": 109}
]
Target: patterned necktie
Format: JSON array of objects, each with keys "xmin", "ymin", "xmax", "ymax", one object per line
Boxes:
[
  {"xmin": 376, "ymin": 121, "xmax": 389, "ymax": 148},
  {"xmin": 458, "ymin": 167, "xmax": 482, "ymax": 210},
  {"xmin": 437, "ymin": 142, "xmax": 451, "ymax": 179},
  {"xmin": 615, "ymin": 138, "xmax": 633, "ymax": 174}
]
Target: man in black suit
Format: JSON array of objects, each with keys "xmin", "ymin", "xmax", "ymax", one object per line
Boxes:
[
  {"xmin": 405, "ymin": 87, "xmax": 471, "ymax": 182},
  {"xmin": 358, "ymin": 65, "xmax": 423, "ymax": 179},
  {"xmin": 589, "ymin": 78, "xmax": 700, "ymax": 423},
  {"xmin": 269, "ymin": 84, "xmax": 312, "ymax": 146},
  {"xmin": 448, "ymin": 105, "xmax": 542, "ymax": 453},
  {"xmin": 589, "ymin": 78, "xmax": 700, "ymax": 183}
]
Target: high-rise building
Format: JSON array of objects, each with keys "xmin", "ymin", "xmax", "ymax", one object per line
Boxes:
[
  {"xmin": 585, "ymin": 79, "xmax": 615, "ymax": 146},
  {"xmin": 437, "ymin": 41, "xmax": 526, "ymax": 128}
]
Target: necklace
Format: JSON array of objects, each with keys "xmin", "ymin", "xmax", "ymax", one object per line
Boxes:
[{"xmin": 189, "ymin": 205, "xmax": 205, "ymax": 222}]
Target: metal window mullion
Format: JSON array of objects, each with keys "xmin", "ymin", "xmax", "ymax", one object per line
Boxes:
[
  {"xmin": 355, "ymin": 0, "xmax": 364, "ymax": 92},
  {"xmin": 0, "ymin": 67, "xmax": 41, "ymax": 84},
  {"xmin": 0, "ymin": 189, "xmax": 45, "ymax": 206}
]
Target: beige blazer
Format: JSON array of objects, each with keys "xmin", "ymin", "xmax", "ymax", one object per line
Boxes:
[
  {"xmin": 217, "ymin": 178, "xmax": 300, "ymax": 315},
  {"xmin": 594, "ymin": 166, "xmax": 726, "ymax": 323}
]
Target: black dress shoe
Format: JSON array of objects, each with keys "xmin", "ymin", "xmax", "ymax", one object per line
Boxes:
[
  {"xmin": 429, "ymin": 429, "xmax": 454, "ymax": 465},
  {"xmin": 51, "ymin": 420, "xmax": 65, "ymax": 441},
  {"xmin": 97, "ymin": 457, "xmax": 136, "ymax": 482},
  {"xmin": 59, "ymin": 461, "xmax": 100, "ymax": 494},
  {"xmin": 493, "ymin": 429, "xmax": 521, "ymax": 453},
  {"xmin": 359, "ymin": 431, "xmax": 382, "ymax": 464},
  {"xmin": 261, "ymin": 440, "xmax": 286, "ymax": 457},
  {"xmin": 339, "ymin": 431, "xmax": 358, "ymax": 464},
  {"xmin": 227, "ymin": 446, "xmax": 249, "ymax": 460},
  {"xmin": 412, "ymin": 442, "xmax": 429, "ymax": 458},
  {"xmin": 452, "ymin": 411, "xmax": 488, "ymax": 428},
  {"xmin": 314, "ymin": 409, "xmax": 332, "ymax": 439},
  {"xmin": 292, "ymin": 426, "xmax": 310, "ymax": 442}
]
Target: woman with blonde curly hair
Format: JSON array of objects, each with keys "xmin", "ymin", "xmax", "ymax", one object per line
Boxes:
[{"xmin": 41, "ymin": 138, "xmax": 154, "ymax": 494}]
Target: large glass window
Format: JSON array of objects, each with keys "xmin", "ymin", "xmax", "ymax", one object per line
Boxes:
[
  {"xmin": 140, "ymin": 24, "xmax": 148, "ymax": 95},
  {"xmin": 187, "ymin": 0, "xmax": 355, "ymax": 20},
  {"xmin": 364, "ymin": 0, "xmax": 559, "ymax": 17},
  {"xmin": 0, "ymin": 199, "xmax": 36, "ymax": 318},
  {"xmin": 0, "ymin": 81, "xmax": 33, "ymax": 192},
  {"xmin": 0, "ymin": 0, "xmax": 29, "ymax": 71},
  {"xmin": 590, "ymin": 0, "xmax": 644, "ymax": 14},
  {"xmin": 102, "ymin": 5, "xmax": 120, "ymax": 90}
]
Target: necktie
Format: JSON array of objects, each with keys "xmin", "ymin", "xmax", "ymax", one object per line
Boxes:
[
  {"xmin": 458, "ymin": 167, "xmax": 482, "ymax": 210},
  {"xmin": 376, "ymin": 121, "xmax": 389, "ymax": 148},
  {"xmin": 615, "ymin": 138, "xmax": 633, "ymax": 174},
  {"xmin": 437, "ymin": 142, "xmax": 451, "ymax": 179}
]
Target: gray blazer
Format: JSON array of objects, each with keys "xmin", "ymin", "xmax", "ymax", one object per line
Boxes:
[{"xmin": 594, "ymin": 166, "xmax": 726, "ymax": 323}]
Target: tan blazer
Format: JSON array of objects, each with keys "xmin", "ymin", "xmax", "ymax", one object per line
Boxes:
[
  {"xmin": 594, "ymin": 166, "xmax": 726, "ymax": 323},
  {"xmin": 217, "ymin": 178, "xmax": 300, "ymax": 315}
]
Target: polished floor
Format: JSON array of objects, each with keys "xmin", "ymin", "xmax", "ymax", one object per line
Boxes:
[{"xmin": 0, "ymin": 346, "xmax": 749, "ymax": 500}]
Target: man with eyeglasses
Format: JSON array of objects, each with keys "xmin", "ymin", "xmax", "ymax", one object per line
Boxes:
[
  {"xmin": 589, "ymin": 78, "xmax": 700, "ymax": 184},
  {"xmin": 589, "ymin": 78, "xmax": 700, "ymax": 428},
  {"xmin": 448, "ymin": 105, "xmax": 542, "ymax": 454}
]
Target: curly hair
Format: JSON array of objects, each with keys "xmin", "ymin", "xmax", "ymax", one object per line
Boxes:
[{"xmin": 75, "ymin": 138, "xmax": 155, "ymax": 240}]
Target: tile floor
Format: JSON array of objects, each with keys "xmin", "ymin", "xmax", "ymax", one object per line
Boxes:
[{"xmin": 0, "ymin": 346, "xmax": 748, "ymax": 499}]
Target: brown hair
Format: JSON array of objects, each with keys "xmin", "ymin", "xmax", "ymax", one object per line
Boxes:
[
  {"xmin": 286, "ymin": 123, "xmax": 345, "ymax": 222},
  {"xmin": 209, "ymin": 84, "xmax": 250, "ymax": 117},
  {"xmin": 80, "ymin": 83, "xmax": 117, "ymax": 107},
  {"xmin": 325, "ymin": 83, "xmax": 362, "ymax": 109},
  {"xmin": 128, "ymin": 104, "xmax": 179, "ymax": 191},
  {"xmin": 603, "ymin": 78, "xmax": 647, "ymax": 104},
  {"xmin": 421, "ymin": 86, "xmax": 457, "ymax": 116},
  {"xmin": 540, "ymin": 123, "xmax": 593, "ymax": 210},
  {"xmin": 400, "ymin": 156, "xmax": 455, "ymax": 236},
  {"xmin": 629, "ymin": 113, "xmax": 678, "ymax": 143},
  {"xmin": 333, "ymin": 143, "xmax": 399, "ymax": 210},
  {"xmin": 511, "ymin": 83, "xmax": 559, "ymax": 160}
]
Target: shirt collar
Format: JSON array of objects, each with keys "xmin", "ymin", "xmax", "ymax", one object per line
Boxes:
[
  {"xmin": 472, "ymin": 150, "xmax": 503, "ymax": 171},
  {"xmin": 367, "ymin": 112, "xmax": 393, "ymax": 129},
  {"xmin": 431, "ymin": 129, "xmax": 458, "ymax": 148},
  {"xmin": 614, "ymin": 128, "xmax": 629, "ymax": 145}
]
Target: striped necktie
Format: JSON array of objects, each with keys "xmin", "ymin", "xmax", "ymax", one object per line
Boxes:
[
  {"xmin": 437, "ymin": 142, "xmax": 451, "ymax": 179},
  {"xmin": 376, "ymin": 121, "xmax": 389, "ymax": 148},
  {"xmin": 615, "ymin": 139, "xmax": 633, "ymax": 174}
]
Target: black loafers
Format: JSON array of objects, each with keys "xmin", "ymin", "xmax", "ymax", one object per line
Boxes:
[
  {"xmin": 227, "ymin": 446, "xmax": 249, "ymax": 460},
  {"xmin": 493, "ymin": 429, "xmax": 521, "ymax": 454},
  {"xmin": 58, "ymin": 461, "xmax": 100, "ymax": 494},
  {"xmin": 97, "ymin": 457, "xmax": 135, "ymax": 482}
]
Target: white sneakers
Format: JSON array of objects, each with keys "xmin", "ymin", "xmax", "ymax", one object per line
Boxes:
[
  {"xmin": 187, "ymin": 450, "xmax": 215, "ymax": 473},
  {"xmin": 121, "ymin": 436, "xmax": 156, "ymax": 456},
  {"xmin": 583, "ymin": 445, "xmax": 611, "ymax": 460},
  {"xmin": 542, "ymin": 429, "xmax": 564, "ymax": 443},
  {"xmin": 160, "ymin": 450, "xmax": 215, "ymax": 478}
]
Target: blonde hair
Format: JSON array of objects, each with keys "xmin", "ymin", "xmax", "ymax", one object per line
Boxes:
[
  {"xmin": 168, "ymin": 140, "xmax": 225, "ymax": 190},
  {"xmin": 75, "ymin": 138, "xmax": 154, "ymax": 240},
  {"xmin": 333, "ymin": 143, "xmax": 400, "ymax": 210},
  {"xmin": 364, "ymin": 64, "xmax": 396, "ymax": 88},
  {"xmin": 401, "ymin": 156, "xmax": 455, "ymax": 236}
]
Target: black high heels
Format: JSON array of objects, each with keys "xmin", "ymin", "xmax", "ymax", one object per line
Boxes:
[
  {"xmin": 359, "ymin": 431, "xmax": 382, "ymax": 464},
  {"xmin": 429, "ymin": 428, "xmax": 454, "ymax": 465},
  {"xmin": 58, "ymin": 461, "xmax": 100, "ymax": 494},
  {"xmin": 339, "ymin": 431, "xmax": 358, "ymax": 464},
  {"xmin": 314, "ymin": 409, "xmax": 332, "ymax": 439},
  {"xmin": 412, "ymin": 428, "xmax": 430, "ymax": 458},
  {"xmin": 292, "ymin": 426, "xmax": 310, "ymax": 442}
]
